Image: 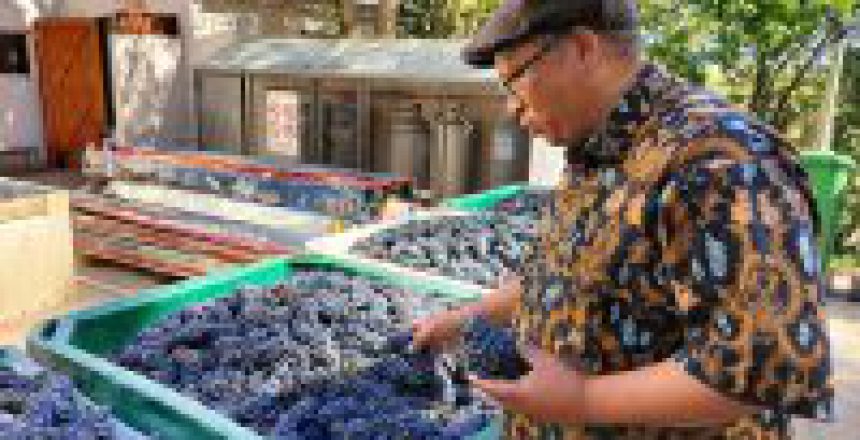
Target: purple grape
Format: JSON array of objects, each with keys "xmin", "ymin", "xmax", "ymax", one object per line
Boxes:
[
  {"xmin": 351, "ymin": 190, "xmax": 551, "ymax": 288},
  {"xmin": 459, "ymin": 317, "xmax": 530, "ymax": 381},
  {"xmin": 115, "ymin": 270, "xmax": 497, "ymax": 438},
  {"xmin": 1, "ymin": 359, "xmax": 142, "ymax": 439}
]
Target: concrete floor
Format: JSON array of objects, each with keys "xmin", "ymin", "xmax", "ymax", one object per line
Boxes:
[{"xmin": 792, "ymin": 301, "xmax": 860, "ymax": 439}]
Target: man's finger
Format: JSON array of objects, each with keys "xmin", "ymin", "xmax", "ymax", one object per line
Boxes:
[
  {"xmin": 523, "ymin": 346, "xmax": 558, "ymax": 369},
  {"xmin": 524, "ymin": 347, "xmax": 582, "ymax": 372},
  {"xmin": 411, "ymin": 331, "xmax": 429, "ymax": 350},
  {"xmin": 468, "ymin": 374, "xmax": 521, "ymax": 403}
]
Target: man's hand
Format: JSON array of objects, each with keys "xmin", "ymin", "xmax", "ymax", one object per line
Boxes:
[
  {"xmin": 411, "ymin": 308, "xmax": 469, "ymax": 352},
  {"xmin": 412, "ymin": 275, "xmax": 523, "ymax": 351},
  {"xmin": 468, "ymin": 347, "xmax": 586, "ymax": 425},
  {"xmin": 470, "ymin": 352, "xmax": 760, "ymax": 427}
]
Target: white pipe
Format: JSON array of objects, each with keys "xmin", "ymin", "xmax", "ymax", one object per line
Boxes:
[{"xmin": 820, "ymin": 37, "xmax": 847, "ymax": 152}]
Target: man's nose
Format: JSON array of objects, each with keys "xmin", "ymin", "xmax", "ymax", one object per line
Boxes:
[{"xmin": 505, "ymin": 96, "xmax": 525, "ymax": 125}]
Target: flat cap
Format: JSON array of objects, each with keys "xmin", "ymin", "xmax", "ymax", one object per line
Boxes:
[{"xmin": 463, "ymin": 0, "xmax": 638, "ymax": 68}]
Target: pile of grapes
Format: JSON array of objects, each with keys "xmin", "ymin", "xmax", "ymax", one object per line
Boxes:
[
  {"xmin": 249, "ymin": 353, "xmax": 497, "ymax": 439},
  {"xmin": 458, "ymin": 317, "xmax": 530, "ymax": 381},
  {"xmin": 0, "ymin": 355, "xmax": 147, "ymax": 439},
  {"xmin": 115, "ymin": 271, "xmax": 502, "ymax": 438},
  {"xmin": 350, "ymin": 190, "xmax": 553, "ymax": 287}
]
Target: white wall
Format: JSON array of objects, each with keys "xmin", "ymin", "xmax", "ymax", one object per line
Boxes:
[
  {"xmin": 0, "ymin": 0, "xmax": 65, "ymax": 153},
  {"xmin": 0, "ymin": 76, "xmax": 42, "ymax": 151},
  {"xmin": 0, "ymin": 0, "xmax": 64, "ymax": 26},
  {"xmin": 62, "ymin": 0, "xmax": 261, "ymax": 149},
  {"xmin": 529, "ymin": 137, "xmax": 566, "ymax": 187},
  {"xmin": 7, "ymin": 0, "xmax": 341, "ymax": 154}
]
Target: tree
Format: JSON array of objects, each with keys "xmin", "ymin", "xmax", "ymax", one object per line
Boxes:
[
  {"xmin": 833, "ymin": 40, "xmax": 859, "ymax": 257},
  {"xmin": 397, "ymin": 0, "xmax": 457, "ymax": 38},
  {"xmin": 396, "ymin": 0, "xmax": 501, "ymax": 38},
  {"xmin": 834, "ymin": 36, "xmax": 858, "ymax": 157},
  {"xmin": 396, "ymin": 1, "xmax": 855, "ymax": 143},
  {"xmin": 637, "ymin": 0, "xmax": 855, "ymax": 141}
]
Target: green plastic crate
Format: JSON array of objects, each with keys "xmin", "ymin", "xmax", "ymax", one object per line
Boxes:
[
  {"xmin": 26, "ymin": 255, "xmax": 501, "ymax": 440},
  {"xmin": 0, "ymin": 346, "xmax": 149, "ymax": 439},
  {"xmin": 439, "ymin": 184, "xmax": 528, "ymax": 211}
]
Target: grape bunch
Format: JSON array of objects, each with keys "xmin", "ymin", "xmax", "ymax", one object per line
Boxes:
[
  {"xmin": 116, "ymin": 272, "xmax": 449, "ymax": 414},
  {"xmin": 115, "ymin": 270, "xmax": 499, "ymax": 438},
  {"xmin": 350, "ymin": 190, "xmax": 552, "ymax": 288},
  {"xmin": 0, "ymin": 360, "xmax": 145, "ymax": 439},
  {"xmin": 457, "ymin": 317, "xmax": 531, "ymax": 381},
  {"xmin": 262, "ymin": 353, "xmax": 498, "ymax": 440}
]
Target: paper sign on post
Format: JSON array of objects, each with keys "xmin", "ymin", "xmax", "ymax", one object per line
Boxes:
[{"xmin": 266, "ymin": 90, "xmax": 302, "ymax": 157}]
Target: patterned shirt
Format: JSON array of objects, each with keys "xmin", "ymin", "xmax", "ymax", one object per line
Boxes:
[{"xmin": 504, "ymin": 63, "xmax": 834, "ymax": 439}]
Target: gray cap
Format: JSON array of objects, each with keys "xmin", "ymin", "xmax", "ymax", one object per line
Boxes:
[{"xmin": 463, "ymin": 0, "xmax": 638, "ymax": 68}]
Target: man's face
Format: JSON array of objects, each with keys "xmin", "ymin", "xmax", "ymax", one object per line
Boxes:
[{"xmin": 495, "ymin": 34, "xmax": 603, "ymax": 145}]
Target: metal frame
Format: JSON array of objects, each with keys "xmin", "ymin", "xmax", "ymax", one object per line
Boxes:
[
  {"xmin": 243, "ymin": 73, "xmax": 254, "ymax": 155},
  {"xmin": 195, "ymin": 71, "xmax": 244, "ymax": 154},
  {"xmin": 192, "ymin": 59, "xmax": 519, "ymax": 199}
]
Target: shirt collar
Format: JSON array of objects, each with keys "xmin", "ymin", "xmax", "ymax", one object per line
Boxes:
[{"xmin": 565, "ymin": 63, "xmax": 677, "ymax": 169}]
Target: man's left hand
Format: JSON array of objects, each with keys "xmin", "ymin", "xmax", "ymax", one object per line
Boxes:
[{"xmin": 468, "ymin": 347, "xmax": 586, "ymax": 425}]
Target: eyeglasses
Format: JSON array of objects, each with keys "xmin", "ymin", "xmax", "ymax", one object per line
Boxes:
[{"xmin": 498, "ymin": 36, "xmax": 561, "ymax": 95}]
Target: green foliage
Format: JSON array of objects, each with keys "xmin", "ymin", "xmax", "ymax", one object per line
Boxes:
[
  {"xmin": 396, "ymin": 1, "xmax": 854, "ymax": 144},
  {"xmin": 638, "ymin": 1, "xmax": 854, "ymax": 138},
  {"xmin": 830, "ymin": 254, "xmax": 860, "ymax": 271},
  {"xmin": 834, "ymin": 45, "xmax": 859, "ymax": 158},
  {"xmin": 396, "ymin": 0, "xmax": 501, "ymax": 38},
  {"xmin": 833, "ymin": 44, "xmax": 859, "ymax": 257},
  {"xmin": 397, "ymin": 0, "xmax": 452, "ymax": 38}
]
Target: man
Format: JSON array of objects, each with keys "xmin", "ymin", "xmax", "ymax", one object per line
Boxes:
[{"xmin": 412, "ymin": 0, "xmax": 834, "ymax": 438}]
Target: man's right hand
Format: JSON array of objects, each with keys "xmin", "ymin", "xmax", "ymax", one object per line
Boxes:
[
  {"xmin": 411, "ymin": 308, "xmax": 470, "ymax": 352},
  {"xmin": 412, "ymin": 274, "xmax": 524, "ymax": 351}
]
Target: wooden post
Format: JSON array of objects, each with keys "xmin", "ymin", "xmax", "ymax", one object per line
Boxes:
[
  {"xmin": 378, "ymin": 0, "xmax": 399, "ymax": 37},
  {"xmin": 342, "ymin": 0, "xmax": 357, "ymax": 36},
  {"xmin": 479, "ymin": 98, "xmax": 497, "ymax": 191}
]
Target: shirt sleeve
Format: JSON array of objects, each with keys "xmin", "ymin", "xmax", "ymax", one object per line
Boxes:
[{"xmin": 659, "ymin": 156, "xmax": 834, "ymax": 421}]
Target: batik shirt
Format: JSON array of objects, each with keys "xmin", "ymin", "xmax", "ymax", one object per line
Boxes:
[{"xmin": 504, "ymin": 63, "xmax": 834, "ymax": 439}]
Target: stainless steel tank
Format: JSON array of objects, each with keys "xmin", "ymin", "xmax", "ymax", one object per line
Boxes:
[
  {"xmin": 489, "ymin": 118, "xmax": 520, "ymax": 187},
  {"xmin": 388, "ymin": 101, "xmax": 431, "ymax": 191},
  {"xmin": 431, "ymin": 103, "xmax": 475, "ymax": 198},
  {"xmin": 319, "ymin": 91, "xmax": 361, "ymax": 169}
]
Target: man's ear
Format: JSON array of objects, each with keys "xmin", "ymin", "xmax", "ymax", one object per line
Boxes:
[
  {"xmin": 493, "ymin": 50, "xmax": 512, "ymax": 77},
  {"xmin": 565, "ymin": 32, "xmax": 601, "ymax": 71}
]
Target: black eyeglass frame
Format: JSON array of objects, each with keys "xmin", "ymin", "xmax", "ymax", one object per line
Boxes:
[{"xmin": 498, "ymin": 35, "xmax": 563, "ymax": 95}]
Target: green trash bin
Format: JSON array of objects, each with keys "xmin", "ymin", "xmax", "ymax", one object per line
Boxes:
[{"xmin": 797, "ymin": 150, "xmax": 857, "ymax": 272}]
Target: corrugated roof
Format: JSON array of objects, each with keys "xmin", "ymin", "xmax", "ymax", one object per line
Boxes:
[{"xmin": 194, "ymin": 38, "xmax": 500, "ymax": 83}]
